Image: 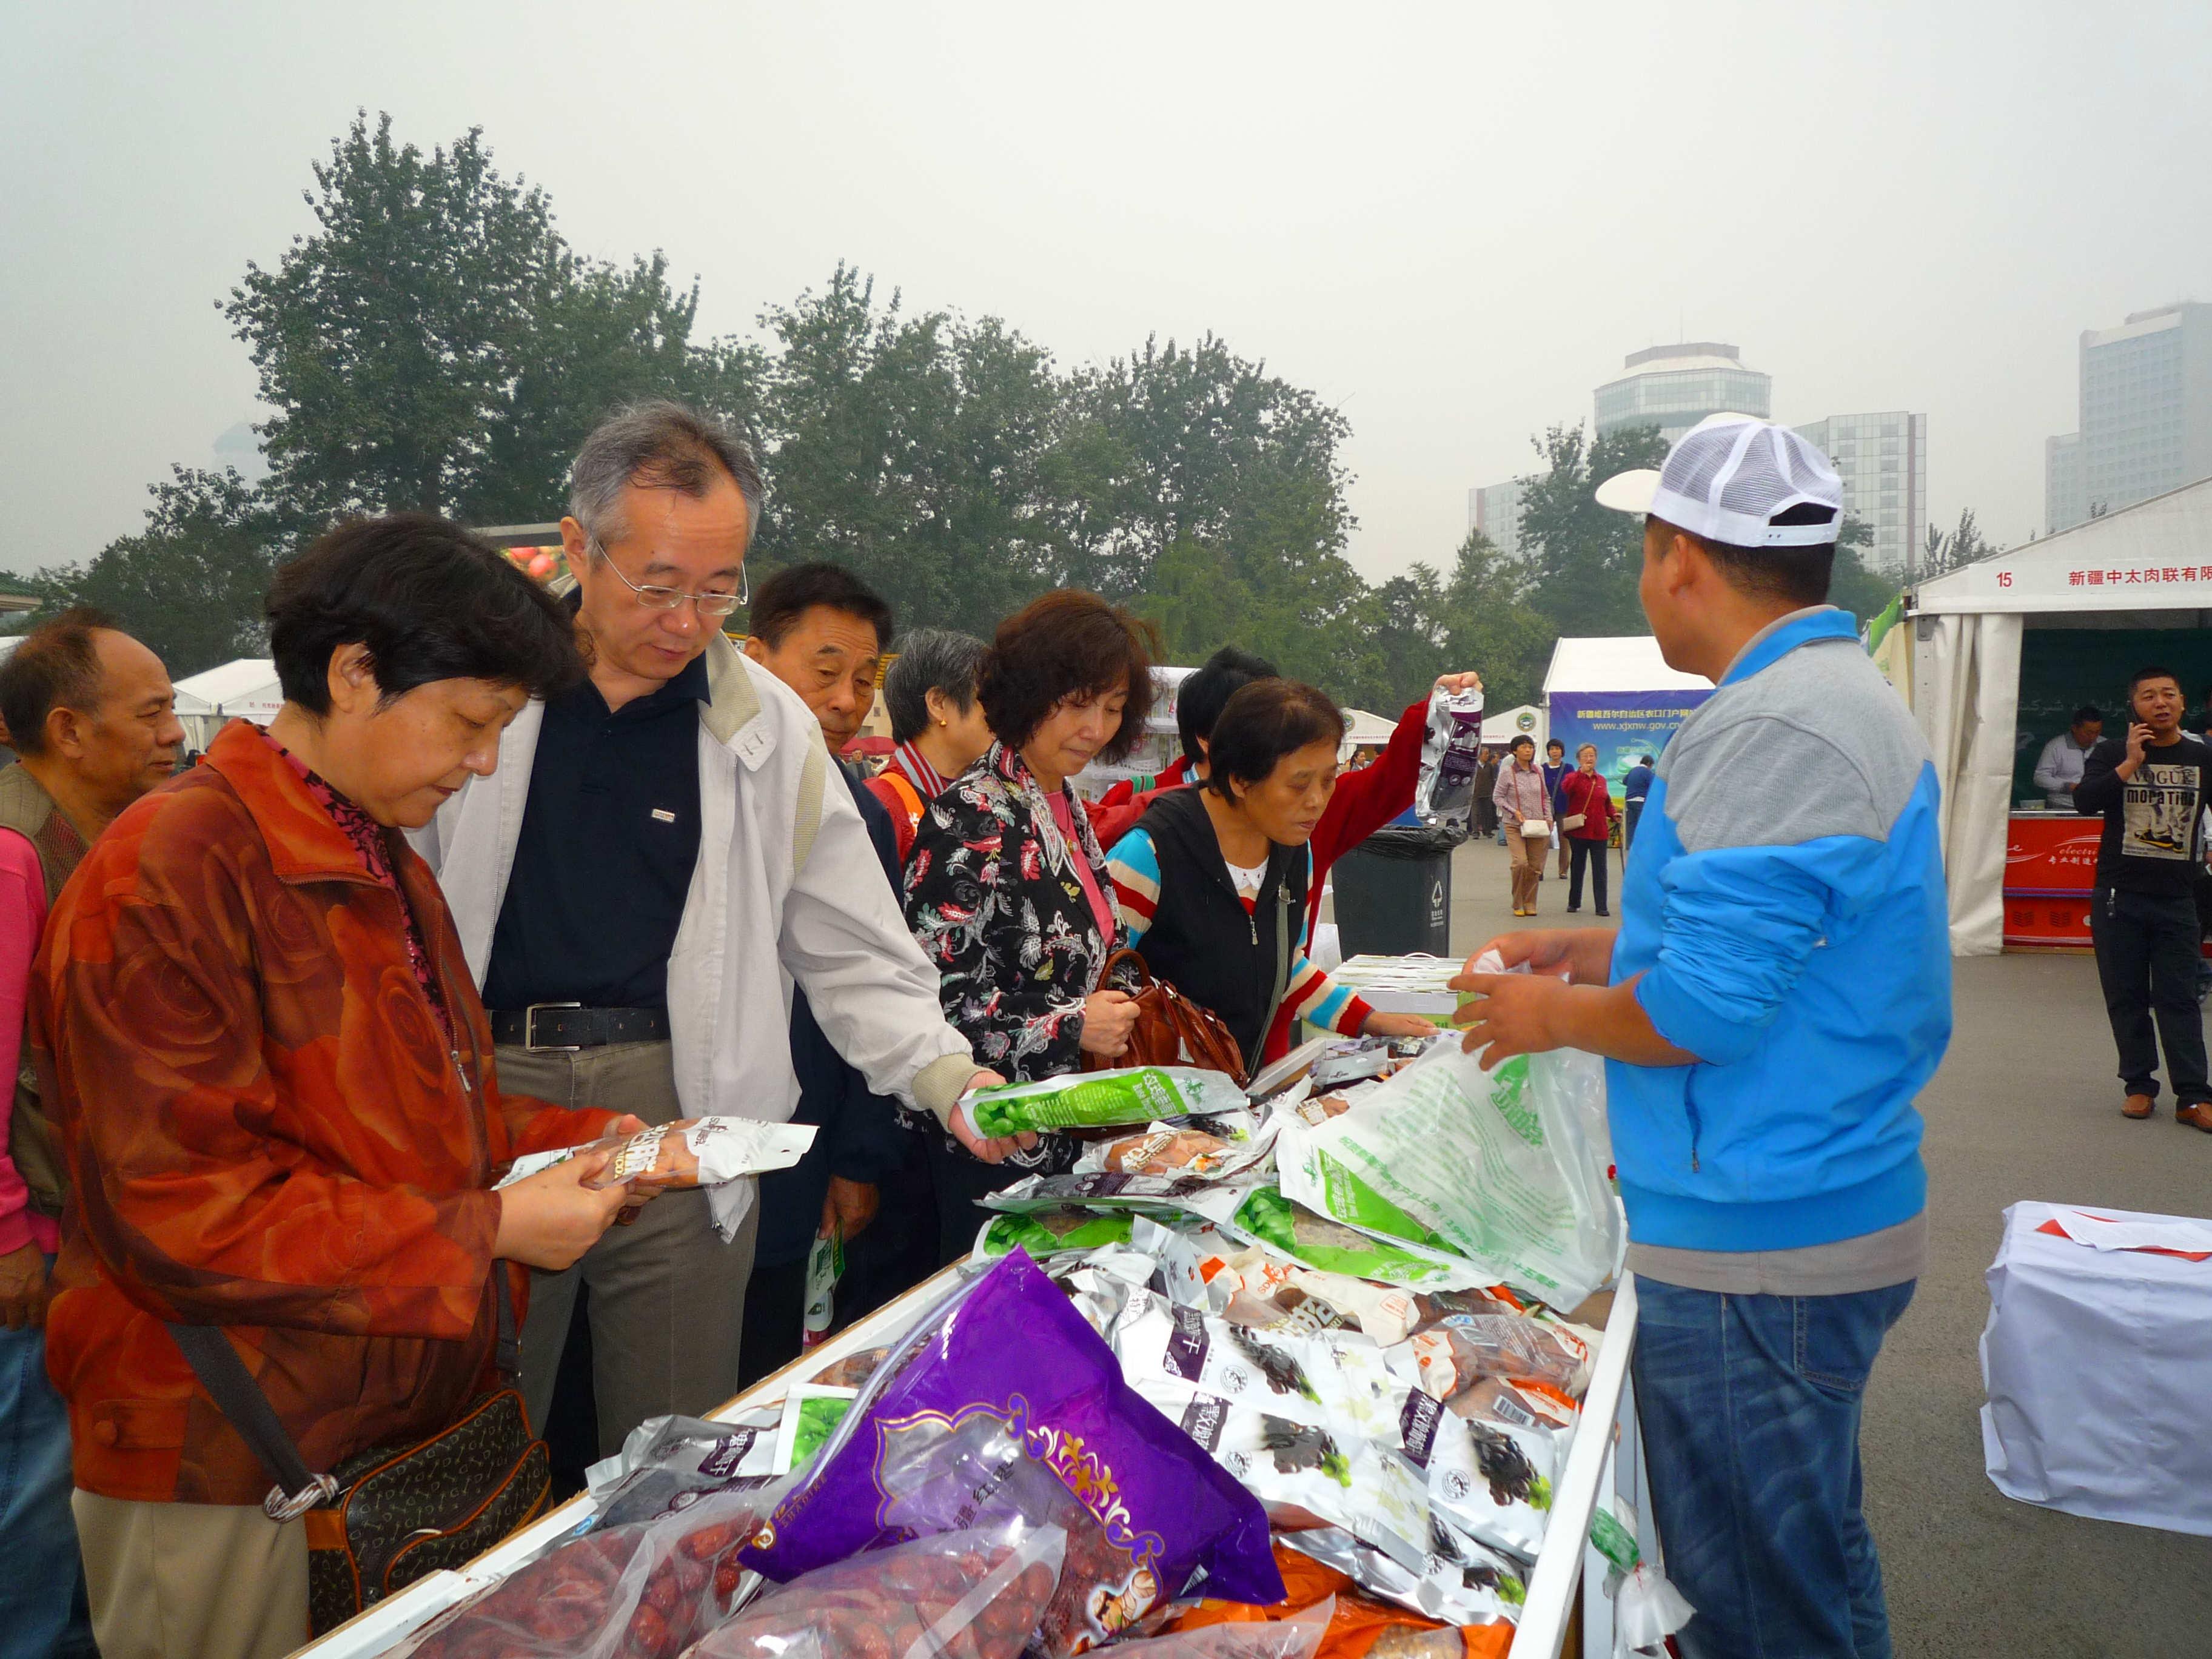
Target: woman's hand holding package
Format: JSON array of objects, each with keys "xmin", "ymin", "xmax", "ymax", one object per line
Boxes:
[
  {"xmin": 1358, "ymin": 1010, "xmax": 1438, "ymax": 1041},
  {"xmin": 1079, "ymin": 989, "xmax": 1139, "ymax": 1058},
  {"xmin": 494, "ymin": 1149, "xmax": 634, "ymax": 1270}
]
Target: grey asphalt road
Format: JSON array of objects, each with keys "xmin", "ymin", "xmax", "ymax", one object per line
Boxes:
[{"xmin": 1430, "ymin": 836, "xmax": 2212, "ymax": 1659}]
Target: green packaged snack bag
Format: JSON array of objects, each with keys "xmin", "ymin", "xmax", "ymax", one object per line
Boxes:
[
  {"xmin": 1230, "ymin": 1188, "xmax": 1487, "ymax": 1290},
  {"xmin": 974, "ymin": 1208, "xmax": 1137, "ymax": 1260},
  {"xmin": 962, "ymin": 1067, "xmax": 1248, "ymax": 1138}
]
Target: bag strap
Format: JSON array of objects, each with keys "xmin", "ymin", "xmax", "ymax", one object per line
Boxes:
[
  {"xmin": 168, "ymin": 1269, "xmax": 520, "ymax": 1523},
  {"xmin": 1098, "ymin": 946, "xmax": 1155, "ymax": 993},
  {"xmin": 880, "ymin": 769, "xmax": 924, "ymax": 830}
]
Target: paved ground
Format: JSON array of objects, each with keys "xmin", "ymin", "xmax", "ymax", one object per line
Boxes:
[{"xmin": 1437, "ymin": 837, "xmax": 2212, "ymax": 1659}]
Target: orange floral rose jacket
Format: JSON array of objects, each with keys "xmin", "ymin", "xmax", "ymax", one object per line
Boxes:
[{"xmin": 33, "ymin": 721, "xmax": 615, "ymax": 1504}]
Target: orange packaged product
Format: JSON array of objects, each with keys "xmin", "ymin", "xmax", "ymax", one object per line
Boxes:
[{"xmin": 1162, "ymin": 1543, "xmax": 1512, "ymax": 1659}]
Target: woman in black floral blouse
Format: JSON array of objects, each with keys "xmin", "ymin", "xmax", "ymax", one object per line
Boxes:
[{"xmin": 904, "ymin": 589, "xmax": 1157, "ymax": 1255}]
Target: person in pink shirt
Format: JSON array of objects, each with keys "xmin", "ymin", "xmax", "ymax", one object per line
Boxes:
[{"xmin": 0, "ymin": 606, "xmax": 184, "ymax": 1659}]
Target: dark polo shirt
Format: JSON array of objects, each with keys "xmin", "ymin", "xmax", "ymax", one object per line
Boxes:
[{"xmin": 482, "ymin": 649, "xmax": 708, "ymax": 1011}]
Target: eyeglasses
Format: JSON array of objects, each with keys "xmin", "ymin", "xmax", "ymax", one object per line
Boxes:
[{"xmin": 588, "ymin": 539, "xmax": 748, "ymax": 617}]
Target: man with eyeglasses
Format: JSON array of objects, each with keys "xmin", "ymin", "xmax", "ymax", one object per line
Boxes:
[{"xmin": 414, "ymin": 402, "xmax": 1019, "ymax": 1468}]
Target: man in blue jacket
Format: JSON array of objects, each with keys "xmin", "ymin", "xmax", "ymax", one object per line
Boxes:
[{"xmin": 1454, "ymin": 413, "xmax": 1949, "ymax": 1658}]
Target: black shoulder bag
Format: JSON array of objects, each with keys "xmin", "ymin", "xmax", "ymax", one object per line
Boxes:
[{"xmin": 169, "ymin": 1275, "xmax": 550, "ymax": 1636}]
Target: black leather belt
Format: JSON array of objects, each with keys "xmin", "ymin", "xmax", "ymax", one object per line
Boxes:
[{"xmin": 488, "ymin": 1004, "xmax": 671, "ymax": 1051}]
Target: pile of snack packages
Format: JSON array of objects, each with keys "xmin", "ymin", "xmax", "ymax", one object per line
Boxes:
[{"xmin": 397, "ymin": 1034, "xmax": 1691, "ymax": 1659}]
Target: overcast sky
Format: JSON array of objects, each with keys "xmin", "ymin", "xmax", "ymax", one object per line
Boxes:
[{"xmin": 7, "ymin": 1, "xmax": 2210, "ymax": 585}]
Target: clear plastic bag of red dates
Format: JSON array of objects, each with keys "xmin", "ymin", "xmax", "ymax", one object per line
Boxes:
[
  {"xmin": 690, "ymin": 1523, "xmax": 1066, "ymax": 1659},
  {"xmin": 394, "ymin": 1485, "xmax": 770, "ymax": 1659}
]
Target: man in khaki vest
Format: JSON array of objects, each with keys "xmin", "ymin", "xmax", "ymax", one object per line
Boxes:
[{"xmin": 0, "ymin": 606, "xmax": 183, "ymax": 1659}]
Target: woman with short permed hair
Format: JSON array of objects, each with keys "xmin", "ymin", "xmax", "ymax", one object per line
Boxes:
[{"xmin": 902, "ymin": 590, "xmax": 1157, "ymax": 1255}]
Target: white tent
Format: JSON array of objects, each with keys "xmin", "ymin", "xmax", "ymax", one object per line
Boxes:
[
  {"xmin": 1909, "ymin": 477, "xmax": 2212, "ymax": 956},
  {"xmin": 1481, "ymin": 703, "xmax": 1545, "ymax": 749},
  {"xmin": 1541, "ymin": 637, "xmax": 1714, "ymax": 791},
  {"xmin": 1339, "ymin": 707, "xmax": 1398, "ymax": 749},
  {"xmin": 172, "ymin": 658, "xmax": 284, "ymax": 748},
  {"xmin": 1541, "ymin": 636, "xmax": 1712, "ymax": 697}
]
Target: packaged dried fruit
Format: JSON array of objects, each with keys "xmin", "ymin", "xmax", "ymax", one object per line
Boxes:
[
  {"xmin": 585, "ymin": 1415, "xmax": 781, "ymax": 1530},
  {"xmin": 497, "ymin": 1118, "xmax": 817, "ymax": 1242},
  {"xmin": 394, "ymin": 1485, "xmax": 770, "ymax": 1659},
  {"xmin": 1404, "ymin": 1313, "xmax": 1593, "ymax": 1401},
  {"xmin": 1162, "ymin": 1540, "xmax": 1513, "ymax": 1659},
  {"xmin": 691, "ymin": 1524, "xmax": 1064, "ymax": 1659},
  {"xmin": 741, "ymin": 1252, "xmax": 1281, "ymax": 1657}
]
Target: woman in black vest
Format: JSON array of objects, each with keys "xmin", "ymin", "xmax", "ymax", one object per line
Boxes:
[{"xmin": 1105, "ymin": 680, "xmax": 1438, "ymax": 1073}]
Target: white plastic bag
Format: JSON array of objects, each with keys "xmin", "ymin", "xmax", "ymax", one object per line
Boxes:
[{"xmin": 1277, "ymin": 1037, "xmax": 1621, "ymax": 1309}]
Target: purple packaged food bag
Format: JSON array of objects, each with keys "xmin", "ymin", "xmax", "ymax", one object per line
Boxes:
[
  {"xmin": 741, "ymin": 1251, "xmax": 1282, "ymax": 1651},
  {"xmin": 1416, "ymin": 686, "xmax": 1485, "ymax": 830}
]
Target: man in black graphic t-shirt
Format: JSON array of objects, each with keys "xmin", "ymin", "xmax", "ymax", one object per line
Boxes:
[{"xmin": 2076, "ymin": 666, "xmax": 2211, "ymax": 1130}]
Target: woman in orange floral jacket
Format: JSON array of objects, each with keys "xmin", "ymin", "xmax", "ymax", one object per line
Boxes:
[{"xmin": 33, "ymin": 517, "xmax": 652, "ymax": 1659}]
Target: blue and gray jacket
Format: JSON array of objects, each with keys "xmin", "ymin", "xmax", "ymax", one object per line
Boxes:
[{"xmin": 1609, "ymin": 607, "xmax": 1952, "ymax": 1254}]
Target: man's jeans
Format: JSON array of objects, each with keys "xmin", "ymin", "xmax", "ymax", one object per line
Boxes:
[
  {"xmin": 1632, "ymin": 1275, "xmax": 1915, "ymax": 1659},
  {"xmin": 0, "ymin": 1292, "xmax": 96, "ymax": 1659},
  {"xmin": 2089, "ymin": 886, "xmax": 2210, "ymax": 1104}
]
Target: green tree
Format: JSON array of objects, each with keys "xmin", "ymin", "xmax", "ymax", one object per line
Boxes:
[
  {"xmin": 1350, "ymin": 564, "xmax": 1448, "ymax": 710},
  {"xmin": 1826, "ymin": 515, "xmax": 1898, "ymax": 626},
  {"xmin": 1440, "ymin": 529, "xmax": 1553, "ymax": 711},
  {"xmin": 1513, "ymin": 423, "xmax": 1669, "ymax": 637},
  {"xmin": 13, "ymin": 469, "xmax": 284, "ymax": 676},
  {"xmin": 226, "ymin": 111, "xmax": 759, "ymax": 528},
  {"xmin": 1915, "ymin": 508, "xmax": 2000, "ymax": 580},
  {"xmin": 1063, "ymin": 333, "xmax": 1356, "ymax": 600},
  {"xmin": 748, "ymin": 267, "xmax": 1067, "ymax": 635}
]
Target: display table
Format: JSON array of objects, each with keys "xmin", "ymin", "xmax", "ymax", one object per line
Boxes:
[
  {"xmin": 2002, "ymin": 809, "xmax": 2099, "ymax": 949},
  {"xmin": 299, "ymin": 1266, "xmax": 1649, "ymax": 1659}
]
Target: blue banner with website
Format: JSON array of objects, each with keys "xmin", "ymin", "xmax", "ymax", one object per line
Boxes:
[{"xmin": 1546, "ymin": 692, "xmax": 1711, "ymax": 796}]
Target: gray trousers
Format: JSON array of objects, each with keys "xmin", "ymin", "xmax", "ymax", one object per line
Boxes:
[{"xmin": 497, "ymin": 1042, "xmax": 760, "ymax": 1456}]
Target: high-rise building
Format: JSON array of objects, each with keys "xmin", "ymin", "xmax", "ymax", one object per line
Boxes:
[
  {"xmin": 2044, "ymin": 434, "xmax": 2083, "ymax": 537},
  {"xmin": 1471, "ymin": 479, "xmax": 1526, "ymax": 559},
  {"xmin": 1794, "ymin": 412, "xmax": 1928, "ymax": 578},
  {"xmin": 1594, "ymin": 343, "xmax": 1772, "ymax": 444},
  {"xmin": 2044, "ymin": 303, "xmax": 2212, "ymax": 532}
]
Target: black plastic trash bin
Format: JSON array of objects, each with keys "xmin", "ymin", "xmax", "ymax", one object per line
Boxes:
[{"xmin": 1330, "ymin": 823, "xmax": 1462, "ymax": 957}]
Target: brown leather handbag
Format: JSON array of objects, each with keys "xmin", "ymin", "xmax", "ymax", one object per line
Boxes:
[
  {"xmin": 170, "ymin": 1278, "xmax": 550, "ymax": 1635},
  {"xmin": 1087, "ymin": 948, "xmax": 1249, "ymax": 1085}
]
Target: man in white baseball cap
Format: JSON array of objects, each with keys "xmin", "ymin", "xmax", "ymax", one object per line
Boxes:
[{"xmin": 1453, "ymin": 413, "xmax": 1950, "ymax": 1657}]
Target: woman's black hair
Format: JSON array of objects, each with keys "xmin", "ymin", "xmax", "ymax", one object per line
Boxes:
[
  {"xmin": 267, "ymin": 514, "xmax": 583, "ymax": 712},
  {"xmin": 976, "ymin": 590, "xmax": 1158, "ymax": 765},
  {"xmin": 1207, "ymin": 679, "xmax": 1346, "ymax": 802}
]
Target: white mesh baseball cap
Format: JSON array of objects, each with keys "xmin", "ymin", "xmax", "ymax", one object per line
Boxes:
[{"xmin": 1595, "ymin": 412, "xmax": 1844, "ymax": 548}]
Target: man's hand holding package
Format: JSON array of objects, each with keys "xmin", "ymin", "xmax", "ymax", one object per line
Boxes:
[
  {"xmin": 1450, "ymin": 928, "xmax": 1699, "ymax": 1072},
  {"xmin": 950, "ymin": 1068, "xmax": 1037, "ymax": 1165}
]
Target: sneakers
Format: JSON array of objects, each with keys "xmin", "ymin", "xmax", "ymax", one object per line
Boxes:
[
  {"xmin": 2179, "ymin": 1103, "xmax": 2212, "ymax": 1134},
  {"xmin": 2122, "ymin": 1094, "xmax": 2156, "ymax": 1119}
]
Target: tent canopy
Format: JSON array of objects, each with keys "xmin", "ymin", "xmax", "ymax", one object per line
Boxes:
[
  {"xmin": 1481, "ymin": 703, "xmax": 1544, "ymax": 747},
  {"xmin": 1541, "ymin": 636, "xmax": 1711, "ymax": 696},
  {"xmin": 1915, "ymin": 476, "xmax": 2212, "ymax": 617},
  {"xmin": 1339, "ymin": 708, "xmax": 1398, "ymax": 747},
  {"xmin": 173, "ymin": 659, "xmax": 284, "ymax": 719},
  {"xmin": 1908, "ymin": 480, "xmax": 2212, "ymax": 956}
]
